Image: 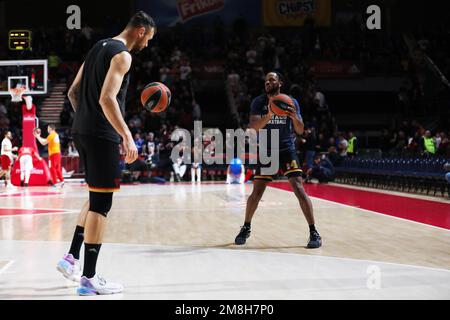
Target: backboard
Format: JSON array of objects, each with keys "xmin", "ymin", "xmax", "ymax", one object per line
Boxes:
[{"xmin": 0, "ymin": 60, "xmax": 48, "ymax": 96}]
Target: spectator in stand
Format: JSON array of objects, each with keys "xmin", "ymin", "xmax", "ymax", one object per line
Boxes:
[
  {"xmin": 171, "ymin": 46, "xmax": 182, "ymax": 63},
  {"xmin": 146, "ymin": 144, "xmax": 159, "ymax": 169},
  {"xmin": 144, "ymin": 132, "xmax": 156, "ymax": 153},
  {"xmin": 80, "ymin": 24, "xmax": 95, "ymax": 53},
  {"xmin": 444, "ymin": 162, "xmax": 450, "ymax": 184},
  {"xmin": 134, "ymin": 133, "xmax": 145, "ymax": 155},
  {"xmin": 179, "ymin": 58, "xmax": 192, "ymax": 82},
  {"xmin": 346, "ymin": 131, "xmax": 358, "ymax": 157},
  {"xmin": 327, "ymin": 146, "xmax": 340, "ymax": 166},
  {"xmin": 327, "ymin": 137, "xmax": 336, "ymax": 149},
  {"xmin": 48, "ymin": 51, "xmax": 62, "ymax": 80},
  {"xmin": 159, "ymin": 64, "xmax": 171, "ymax": 83},
  {"xmin": 157, "ymin": 141, "xmax": 173, "ymax": 174},
  {"xmin": 0, "ymin": 101, "xmax": 7, "ymax": 116},
  {"xmin": 421, "ymin": 130, "xmax": 436, "ymax": 155},
  {"xmin": 306, "ymin": 154, "xmax": 335, "ymax": 183},
  {"xmin": 394, "ymin": 131, "xmax": 407, "ymax": 152},
  {"xmin": 302, "ymin": 128, "xmax": 316, "ymax": 169},
  {"xmin": 337, "ymin": 133, "xmax": 349, "ymax": 159},
  {"xmin": 172, "ymin": 145, "xmax": 187, "ymax": 182},
  {"xmin": 246, "ymin": 47, "xmax": 258, "ymax": 65},
  {"xmin": 434, "ymin": 132, "xmax": 443, "ymax": 150},
  {"xmin": 312, "ymin": 87, "xmax": 328, "ymax": 113},
  {"xmin": 129, "ymin": 114, "xmax": 142, "ymax": 130},
  {"xmin": 315, "ymin": 133, "xmax": 328, "ymax": 153},
  {"xmin": 437, "ymin": 132, "xmax": 450, "ymax": 157}
]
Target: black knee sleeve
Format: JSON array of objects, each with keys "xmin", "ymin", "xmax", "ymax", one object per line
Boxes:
[{"xmin": 89, "ymin": 192, "xmax": 113, "ymax": 217}]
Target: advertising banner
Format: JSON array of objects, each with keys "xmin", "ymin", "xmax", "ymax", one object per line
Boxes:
[
  {"xmin": 263, "ymin": 0, "xmax": 331, "ymax": 26},
  {"xmin": 191, "ymin": 60, "xmax": 226, "ymax": 79},
  {"xmin": 136, "ymin": 0, "xmax": 261, "ymax": 26},
  {"xmin": 309, "ymin": 61, "xmax": 362, "ymax": 78},
  {"xmin": 177, "ymin": 0, "xmax": 225, "ymax": 23}
]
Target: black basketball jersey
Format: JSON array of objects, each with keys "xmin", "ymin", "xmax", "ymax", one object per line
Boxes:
[
  {"xmin": 250, "ymin": 94, "xmax": 302, "ymax": 153},
  {"xmin": 72, "ymin": 38, "xmax": 130, "ymax": 143}
]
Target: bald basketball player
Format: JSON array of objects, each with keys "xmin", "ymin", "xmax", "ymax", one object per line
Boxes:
[
  {"xmin": 56, "ymin": 11, "xmax": 156, "ymax": 295},
  {"xmin": 234, "ymin": 72, "xmax": 322, "ymax": 248}
]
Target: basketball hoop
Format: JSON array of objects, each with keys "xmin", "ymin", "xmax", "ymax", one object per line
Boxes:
[{"xmin": 9, "ymin": 87, "xmax": 27, "ymax": 103}]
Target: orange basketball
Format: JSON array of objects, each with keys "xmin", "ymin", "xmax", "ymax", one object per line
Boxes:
[
  {"xmin": 141, "ymin": 82, "xmax": 171, "ymax": 113},
  {"xmin": 269, "ymin": 94, "xmax": 294, "ymax": 117}
]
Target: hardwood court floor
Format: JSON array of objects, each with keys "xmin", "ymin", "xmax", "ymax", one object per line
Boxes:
[{"xmin": 0, "ymin": 182, "xmax": 449, "ymax": 299}]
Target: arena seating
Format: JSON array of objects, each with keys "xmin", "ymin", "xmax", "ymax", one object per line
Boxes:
[{"xmin": 335, "ymin": 156, "xmax": 449, "ymax": 196}]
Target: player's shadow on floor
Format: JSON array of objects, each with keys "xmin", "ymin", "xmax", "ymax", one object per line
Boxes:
[
  {"xmin": 197, "ymin": 243, "xmax": 310, "ymax": 250},
  {"xmin": 116, "ymin": 243, "xmax": 308, "ymax": 256}
]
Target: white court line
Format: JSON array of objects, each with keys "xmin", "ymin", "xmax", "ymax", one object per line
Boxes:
[
  {"xmin": 0, "ymin": 260, "xmax": 15, "ymax": 276},
  {"xmin": 0, "ymin": 202, "xmax": 337, "ymax": 216},
  {"xmin": 110, "ymin": 206, "xmax": 337, "ymax": 212},
  {"xmin": 2, "ymin": 239, "xmax": 449, "ymax": 274},
  {"xmin": 270, "ymin": 185, "xmax": 450, "ymax": 233},
  {"xmin": 0, "ymin": 205, "xmax": 335, "ymax": 215},
  {"xmin": 0, "ymin": 208, "xmax": 78, "ymax": 219}
]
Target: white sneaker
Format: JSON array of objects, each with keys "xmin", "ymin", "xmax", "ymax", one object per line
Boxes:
[
  {"xmin": 56, "ymin": 253, "xmax": 81, "ymax": 282},
  {"xmin": 77, "ymin": 274, "xmax": 123, "ymax": 295},
  {"xmin": 5, "ymin": 183, "xmax": 16, "ymax": 190}
]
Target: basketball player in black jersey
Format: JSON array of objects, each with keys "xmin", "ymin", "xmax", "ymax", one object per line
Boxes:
[{"xmin": 56, "ymin": 12, "xmax": 156, "ymax": 295}]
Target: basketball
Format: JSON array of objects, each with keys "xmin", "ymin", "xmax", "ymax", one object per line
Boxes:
[
  {"xmin": 268, "ymin": 94, "xmax": 294, "ymax": 117},
  {"xmin": 141, "ymin": 82, "xmax": 171, "ymax": 113}
]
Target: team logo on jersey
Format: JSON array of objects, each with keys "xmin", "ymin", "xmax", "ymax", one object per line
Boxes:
[
  {"xmin": 268, "ymin": 114, "xmax": 287, "ymax": 125},
  {"xmin": 286, "ymin": 160, "xmax": 298, "ymax": 170},
  {"xmin": 291, "ymin": 160, "xmax": 298, "ymax": 168}
]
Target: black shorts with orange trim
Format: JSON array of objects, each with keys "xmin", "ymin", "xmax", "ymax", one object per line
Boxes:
[
  {"xmin": 254, "ymin": 150, "xmax": 303, "ymax": 181},
  {"xmin": 73, "ymin": 134, "xmax": 121, "ymax": 193}
]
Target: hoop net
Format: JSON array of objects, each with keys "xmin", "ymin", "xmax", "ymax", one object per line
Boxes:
[{"xmin": 9, "ymin": 87, "xmax": 27, "ymax": 103}]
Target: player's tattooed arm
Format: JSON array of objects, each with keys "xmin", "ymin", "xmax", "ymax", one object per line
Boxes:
[{"xmin": 68, "ymin": 63, "xmax": 85, "ymax": 111}]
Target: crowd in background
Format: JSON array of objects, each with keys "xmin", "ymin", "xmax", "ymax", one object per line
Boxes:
[
  {"xmin": 380, "ymin": 120, "xmax": 450, "ymax": 157},
  {"xmin": 1, "ymin": 17, "xmax": 449, "ymax": 183}
]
